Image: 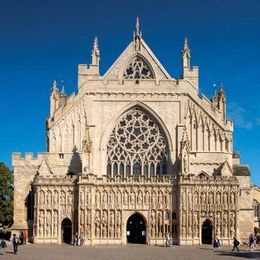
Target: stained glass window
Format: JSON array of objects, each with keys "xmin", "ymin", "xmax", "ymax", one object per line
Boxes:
[{"xmin": 107, "ymin": 108, "xmax": 168, "ymax": 177}]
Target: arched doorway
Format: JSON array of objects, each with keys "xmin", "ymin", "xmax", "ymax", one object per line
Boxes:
[
  {"xmin": 201, "ymin": 219, "xmax": 213, "ymax": 244},
  {"xmin": 61, "ymin": 218, "xmax": 72, "ymax": 244},
  {"xmin": 126, "ymin": 213, "xmax": 146, "ymax": 244}
]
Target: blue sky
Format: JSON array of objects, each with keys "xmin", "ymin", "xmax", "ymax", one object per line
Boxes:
[{"xmin": 0, "ymin": 0, "xmax": 260, "ymax": 185}]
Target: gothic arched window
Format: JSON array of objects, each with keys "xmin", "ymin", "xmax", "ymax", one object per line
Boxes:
[
  {"xmin": 123, "ymin": 56, "xmax": 154, "ymax": 80},
  {"xmin": 107, "ymin": 107, "xmax": 169, "ymax": 177}
]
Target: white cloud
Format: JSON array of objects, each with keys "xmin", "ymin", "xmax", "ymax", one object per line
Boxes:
[{"xmin": 228, "ymin": 102, "xmax": 254, "ymax": 130}]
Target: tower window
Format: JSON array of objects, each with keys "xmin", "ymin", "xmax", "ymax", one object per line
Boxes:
[{"xmin": 123, "ymin": 56, "xmax": 154, "ymax": 80}]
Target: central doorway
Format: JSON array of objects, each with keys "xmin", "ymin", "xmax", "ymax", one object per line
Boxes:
[
  {"xmin": 126, "ymin": 213, "xmax": 146, "ymax": 244},
  {"xmin": 61, "ymin": 218, "xmax": 72, "ymax": 244},
  {"xmin": 201, "ymin": 219, "xmax": 213, "ymax": 244}
]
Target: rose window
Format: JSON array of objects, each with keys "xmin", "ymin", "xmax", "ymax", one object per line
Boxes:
[
  {"xmin": 123, "ymin": 56, "xmax": 154, "ymax": 80},
  {"xmin": 107, "ymin": 108, "xmax": 168, "ymax": 177}
]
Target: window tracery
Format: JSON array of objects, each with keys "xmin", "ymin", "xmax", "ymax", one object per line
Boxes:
[
  {"xmin": 107, "ymin": 108, "xmax": 168, "ymax": 177},
  {"xmin": 123, "ymin": 56, "xmax": 154, "ymax": 80}
]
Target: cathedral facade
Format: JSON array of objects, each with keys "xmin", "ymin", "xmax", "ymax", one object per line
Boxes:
[{"xmin": 12, "ymin": 20, "xmax": 254, "ymax": 245}]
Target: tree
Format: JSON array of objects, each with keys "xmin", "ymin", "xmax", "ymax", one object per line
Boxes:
[{"xmin": 0, "ymin": 162, "xmax": 13, "ymax": 225}]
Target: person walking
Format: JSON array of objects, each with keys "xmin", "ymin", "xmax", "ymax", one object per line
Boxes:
[
  {"xmin": 23, "ymin": 230, "xmax": 27, "ymax": 245},
  {"xmin": 12, "ymin": 234, "xmax": 19, "ymax": 254},
  {"xmin": 232, "ymin": 237, "xmax": 240, "ymax": 252},
  {"xmin": 19, "ymin": 231, "xmax": 24, "ymax": 245},
  {"xmin": 213, "ymin": 237, "xmax": 220, "ymax": 249},
  {"xmin": 73, "ymin": 233, "xmax": 78, "ymax": 246},
  {"xmin": 165, "ymin": 233, "xmax": 172, "ymax": 247},
  {"xmin": 0, "ymin": 239, "xmax": 7, "ymax": 255}
]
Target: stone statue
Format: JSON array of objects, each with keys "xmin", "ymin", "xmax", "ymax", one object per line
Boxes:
[
  {"xmin": 39, "ymin": 211, "xmax": 44, "ymax": 236},
  {"xmin": 137, "ymin": 191, "xmax": 142, "ymax": 204}
]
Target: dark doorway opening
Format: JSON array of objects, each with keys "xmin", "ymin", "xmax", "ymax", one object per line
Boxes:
[
  {"xmin": 61, "ymin": 218, "xmax": 72, "ymax": 244},
  {"xmin": 126, "ymin": 213, "xmax": 146, "ymax": 244},
  {"xmin": 202, "ymin": 219, "xmax": 213, "ymax": 244}
]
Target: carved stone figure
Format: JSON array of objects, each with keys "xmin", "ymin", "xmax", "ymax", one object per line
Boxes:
[
  {"xmin": 54, "ymin": 190, "xmax": 58, "ymax": 204},
  {"xmin": 116, "ymin": 211, "xmax": 121, "ymax": 225},
  {"xmin": 46, "ymin": 211, "xmax": 51, "ymax": 237},
  {"xmin": 124, "ymin": 191, "xmax": 128, "ymax": 204},
  {"xmin": 53, "ymin": 210, "xmax": 58, "ymax": 236},
  {"xmin": 216, "ymin": 192, "xmax": 221, "ymax": 204},
  {"xmin": 61, "ymin": 191, "xmax": 66, "ymax": 204},
  {"xmin": 130, "ymin": 190, "xmax": 135, "ymax": 204},
  {"xmin": 39, "ymin": 210, "xmax": 44, "ymax": 236},
  {"xmin": 137, "ymin": 191, "xmax": 142, "ymax": 204},
  {"xmin": 95, "ymin": 211, "xmax": 101, "ymax": 237}
]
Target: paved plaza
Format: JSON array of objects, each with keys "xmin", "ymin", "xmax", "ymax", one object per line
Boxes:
[{"xmin": 0, "ymin": 243, "xmax": 260, "ymax": 260}]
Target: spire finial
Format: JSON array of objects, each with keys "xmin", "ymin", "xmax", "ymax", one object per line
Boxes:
[
  {"xmin": 219, "ymin": 82, "xmax": 225, "ymax": 95},
  {"xmin": 52, "ymin": 80, "xmax": 58, "ymax": 92},
  {"xmin": 134, "ymin": 17, "xmax": 142, "ymax": 51},
  {"xmin": 91, "ymin": 36, "xmax": 100, "ymax": 66},
  {"xmin": 93, "ymin": 36, "xmax": 98, "ymax": 51},
  {"xmin": 60, "ymin": 80, "xmax": 66, "ymax": 95},
  {"xmin": 183, "ymin": 37, "xmax": 190, "ymax": 55},
  {"xmin": 182, "ymin": 37, "xmax": 191, "ymax": 69},
  {"xmin": 136, "ymin": 17, "xmax": 140, "ymax": 35}
]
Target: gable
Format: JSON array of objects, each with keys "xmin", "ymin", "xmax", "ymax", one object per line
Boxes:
[
  {"xmin": 214, "ymin": 161, "xmax": 233, "ymax": 177},
  {"xmin": 38, "ymin": 159, "xmax": 53, "ymax": 176},
  {"xmin": 103, "ymin": 38, "xmax": 172, "ymax": 81}
]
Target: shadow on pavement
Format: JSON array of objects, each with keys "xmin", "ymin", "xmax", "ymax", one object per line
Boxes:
[{"xmin": 215, "ymin": 249, "xmax": 260, "ymax": 259}]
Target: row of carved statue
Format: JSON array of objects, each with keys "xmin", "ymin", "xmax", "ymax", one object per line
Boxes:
[
  {"xmin": 93, "ymin": 209, "xmax": 122, "ymax": 238},
  {"xmin": 181, "ymin": 188, "xmax": 237, "ymax": 207},
  {"xmin": 181, "ymin": 210, "xmax": 236, "ymax": 238},
  {"xmin": 37, "ymin": 189, "xmax": 73, "ymax": 205},
  {"xmin": 36, "ymin": 187, "xmax": 172, "ymax": 209},
  {"xmin": 38, "ymin": 209, "xmax": 59, "ymax": 238},
  {"xmin": 150, "ymin": 209, "xmax": 171, "ymax": 238}
]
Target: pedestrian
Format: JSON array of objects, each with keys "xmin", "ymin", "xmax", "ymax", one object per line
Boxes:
[
  {"xmin": 12, "ymin": 234, "xmax": 19, "ymax": 254},
  {"xmin": 19, "ymin": 231, "xmax": 24, "ymax": 245},
  {"xmin": 213, "ymin": 237, "xmax": 220, "ymax": 249},
  {"xmin": 165, "ymin": 233, "xmax": 172, "ymax": 247},
  {"xmin": 248, "ymin": 233, "xmax": 254, "ymax": 251},
  {"xmin": 0, "ymin": 239, "xmax": 7, "ymax": 255},
  {"xmin": 232, "ymin": 237, "xmax": 240, "ymax": 252},
  {"xmin": 24, "ymin": 230, "xmax": 27, "ymax": 245},
  {"xmin": 73, "ymin": 233, "xmax": 78, "ymax": 246},
  {"xmin": 79, "ymin": 233, "xmax": 85, "ymax": 246}
]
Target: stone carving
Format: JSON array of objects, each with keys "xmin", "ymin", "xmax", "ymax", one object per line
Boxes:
[
  {"xmin": 54, "ymin": 190, "xmax": 58, "ymax": 204},
  {"xmin": 124, "ymin": 190, "xmax": 128, "ymax": 204},
  {"xmin": 46, "ymin": 210, "xmax": 51, "ymax": 237},
  {"xmin": 47, "ymin": 190, "xmax": 52, "ymax": 205},
  {"xmin": 61, "ymin": 191, "xmax": 66, "ymax": 204},
  {"xmin": 53, "ymin": 210, "xmax": 58, "ymax": 236},
  {"xmin": 94, "ymin": 210, "xmax": 101, "ymax": 237},
  {"xmin": 137, "ymin": 190, "xmax": 142, "ymax": 205},
  {"xmin": 39, "ymin": 210, "xmax": 44, "ymax": 236},
  {"xmin": 82, "ymin": 126, "xmax": 92, "ymax": 154}
]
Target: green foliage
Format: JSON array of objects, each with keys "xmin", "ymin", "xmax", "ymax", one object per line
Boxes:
[{"xmin": 0, "ymin": 162, "xmax": 13, "ymax": 225}]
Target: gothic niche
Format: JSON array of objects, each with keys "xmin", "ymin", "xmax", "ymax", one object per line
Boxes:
[
  {"xmin": 123, "ymin": 56, "xmax": 154, "ymax": 80},
  {"xmin": 107, "ymin": 107, "xmax": 169, "ymax": 177}
]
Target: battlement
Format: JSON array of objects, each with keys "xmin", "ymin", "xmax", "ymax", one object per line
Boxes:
[{"xmin": 12, "ymin": 152, "xmax": 82, "ymax": 164}]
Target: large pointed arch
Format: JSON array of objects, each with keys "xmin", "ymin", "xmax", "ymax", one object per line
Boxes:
[
  {"xmin": 101, "ymin": 102, "xmax": 173, "ymax": 177},
  {"xmin": 100, "ymin": 101, "xmax": 173, "ymax": 152}
]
